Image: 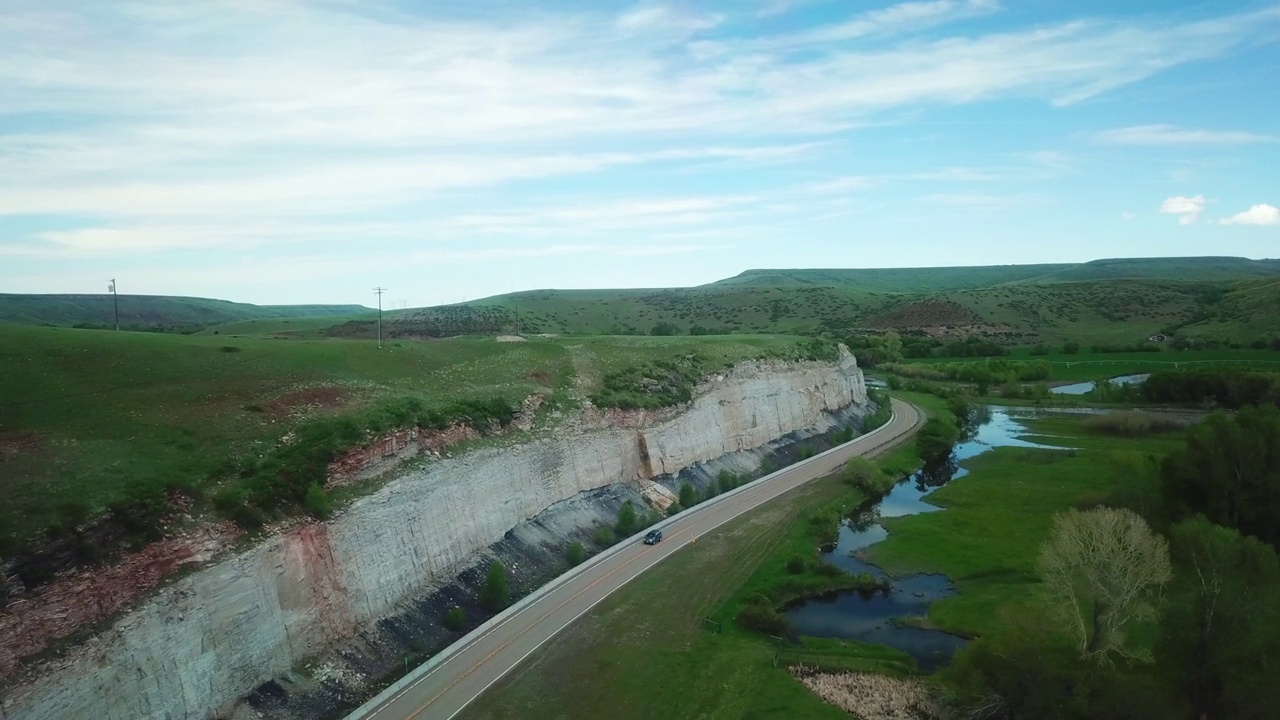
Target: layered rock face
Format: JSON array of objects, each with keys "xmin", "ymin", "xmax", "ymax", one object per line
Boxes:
[{"xmin": 1, "ymin": 350, "xmax": 865, "ymax": 720}]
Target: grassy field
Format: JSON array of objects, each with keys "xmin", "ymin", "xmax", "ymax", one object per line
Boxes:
[
  {"xmin": 0, "ymin": 293, "xmax": 370, "ymax": 329},
  {"xmin": 902, "ymin": 349, "xmax": 1280, "ymax": 382},
  {"xmin": 867, "ymin": 412, "xmax": 1185, "ymax": 639},
  {"xmin": 0, "ymin": 326, "xmax": 813, "ymax": 555}
]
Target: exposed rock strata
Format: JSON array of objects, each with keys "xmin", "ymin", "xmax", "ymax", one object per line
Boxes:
[{"xmin": 1, "ymin": 350, "xmax": 865, "ymax": 720}]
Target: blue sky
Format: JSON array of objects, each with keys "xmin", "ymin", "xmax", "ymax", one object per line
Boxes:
[{"xmin": 2, "ymin": 0, "xmax": 1278, "ymax": 308}]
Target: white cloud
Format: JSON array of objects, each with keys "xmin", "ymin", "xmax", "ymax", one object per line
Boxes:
[
  {"xmin": 1096, "ymin": 124, "xmax": 1277, "ymax": 145},
  {"xmin": 1220, "ymin": 204, "xmax": 1280, "ymax": 226},
  {"xmin": 1121, "ymin": 211, "xmax": 1136, "ymax": 221},
  {"xmin": 1160, "ymin": 195, "xmax": 1206, "ymax": 224}
]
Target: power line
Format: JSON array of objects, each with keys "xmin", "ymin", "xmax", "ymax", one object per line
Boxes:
[{"xmin": 373, "ymin": 287, "xmax": 386, "ymax": 349}]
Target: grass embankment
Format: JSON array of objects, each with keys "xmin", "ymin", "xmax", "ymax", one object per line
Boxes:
[
  {"xmin": 0, "ymin": 325, "xmax": 807, "ymax": 558},
  {"xmin": 463, "ymin": 392, "xmax": 946, "ymax": 719}
]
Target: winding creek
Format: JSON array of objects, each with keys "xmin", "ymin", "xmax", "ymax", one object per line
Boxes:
[{"xmin": 783, "ymin": 406, "xmax": 1062, "ymax": 671}]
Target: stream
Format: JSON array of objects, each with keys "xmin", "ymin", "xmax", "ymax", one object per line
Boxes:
[{"xmin": 783, "ymin": 406, "xmax": 1061, "ymax": 672}]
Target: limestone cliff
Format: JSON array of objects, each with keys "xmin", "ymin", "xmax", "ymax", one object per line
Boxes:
[{"xmin": 0, "ymin": 350, "xmax": 865, "ymax": 720}]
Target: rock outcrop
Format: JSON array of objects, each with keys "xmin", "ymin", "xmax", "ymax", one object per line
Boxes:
[{"xmin": 0, "ymin": 350, "xmax": 865, "ymax": 720}]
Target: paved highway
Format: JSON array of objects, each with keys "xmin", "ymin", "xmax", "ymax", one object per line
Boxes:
[{"xmin": 347, "ymin": 398, "xmax": 923, "ymax": 720}]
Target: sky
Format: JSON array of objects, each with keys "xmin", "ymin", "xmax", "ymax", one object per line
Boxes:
[{"xmin": 1, "ymin": 0, "xmax": 1278, "ymax": 308}]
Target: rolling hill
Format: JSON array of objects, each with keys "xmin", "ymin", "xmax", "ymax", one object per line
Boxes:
[
  {"xmin": 333, "ymin": 256, "xmax": 1279, "ymax": 345},
  {"xmin": 0, "ymin": 294, "xmax": 373, "ymax": 330}
]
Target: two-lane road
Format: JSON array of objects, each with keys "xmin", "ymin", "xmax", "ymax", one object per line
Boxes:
[{"xmin": 348, "ymin": 398, "xmax": 923, "ymax": 720}]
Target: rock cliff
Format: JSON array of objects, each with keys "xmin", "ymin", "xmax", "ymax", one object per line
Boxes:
[{"xmin": 0, "ymin": 349, "xmax": 866, "ymax": 720}]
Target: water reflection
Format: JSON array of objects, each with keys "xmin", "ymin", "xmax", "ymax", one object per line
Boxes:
[
  {"xmin": 785, "ymin": 406, "xmax": 1057, "ymax": 670},
  {"xmin": 1050, "ymin": 373, "xmax": 1150, "ymax": 396}
]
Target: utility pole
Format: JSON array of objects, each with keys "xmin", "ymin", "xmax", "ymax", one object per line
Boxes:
[
  {"xmin": 108, "ymin": 279, "xmax": 119, "ymax": 331},
  {"xmin": 373, "ymin": 287, "xmax": 386, "ymax": 349}
]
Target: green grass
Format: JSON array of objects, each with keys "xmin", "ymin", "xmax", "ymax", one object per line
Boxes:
[
  {"xmin": 462, "ymin": 469, "xmax": 891, "ymax": 720},
  {"xmin": 0, "ymin": 293, "xmax": 370, "ymax": 329},
  {"xmin": 904, "ymin": 349, "xmax": 1280, "ymax": 381},
  {"xmin": 866, "ymin": 416, "xmax": 1184, "ymax": 638},
  {"xmin": 0, "ymin": 327, "xmax": 817, "ymax": 555}
]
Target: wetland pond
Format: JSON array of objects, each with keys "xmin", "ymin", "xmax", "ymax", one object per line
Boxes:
[
  {"xmin": 1049, "ymin": 373, "xmax": 1149, "ymax": 395},
  {"xmin": 783, "ymin": 406, "xmax": 1062, "ymax": 671}
]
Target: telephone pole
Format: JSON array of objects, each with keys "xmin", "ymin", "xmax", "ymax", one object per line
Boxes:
[
  {"xmin": 108, "ymin": 279, "xmax": 119, "ymax": 331},
  {"xmin": 373, "ymin": 287, "xmax": 386, "ymax": 349}
]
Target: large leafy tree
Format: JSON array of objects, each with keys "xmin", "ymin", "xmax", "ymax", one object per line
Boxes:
[
  {"xmin": 1037, "ymin": 507, "xmax": 1172, "ymax": 666},
  {"xmin": 1161, "ymin": 406, "xmax": 1280, "ymax": 548},
  {"xmin": 1159, "ymin": 516, "xmax": 1280, "ymax": 719}
]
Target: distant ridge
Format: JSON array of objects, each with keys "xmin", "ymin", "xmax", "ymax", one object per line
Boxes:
[
  {"xmin": 716, "ymin": 256, "xmax": 1280, "ymax": 293},
  {"xmin": 0, "ymin": 294, "xmax": 373, "ymax": 329}
]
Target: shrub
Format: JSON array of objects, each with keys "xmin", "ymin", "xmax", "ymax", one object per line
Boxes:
[
  {"xmin": 615, "ymin": 501, "xmax": 638, "ymax": 537},
  {"xmin": 679, "ymin": 482, "xmax": 699, "ymax": 509},
  {"xmin": 593, "ymin": 525, "xmax": 617, "ymax": 548},
  {"xmin": 786, "ymin": 555, "xmax": 807, "ymax": 574},
  {"xmin": 566, "ymin": 541, "xmax": 587, "ymax": 566},
  {"xmin": 737, "ymin": 594, "xmax": 791, "ymax": 636},
  {"xmin": 843, "ymin": 457, "xmax": 895, "ymax": 496},
  {"xmin": 444, "ymin": 607, "xmax": 466, "ymax": 631},
  {"xmin": 303, "ymin": 484, "xmax": 333, "ymax": 519},
  {"xmin": 717, "ymin": 470, "xmax": 740, "ymax": 494},
  {"xmin": 666, "ymin": 502, "xmax": 683, "ymax": 517},
  {"xmin": 1083, "ymin": 411, "xmax": 1184, "ymax": 437},
  {"xmin": 816, "ymin": 562, "xmax": 845, "ymax": 577},
  {"xmin": 480, "ymin": 561, "xmax": 510, "ymax": 612}
]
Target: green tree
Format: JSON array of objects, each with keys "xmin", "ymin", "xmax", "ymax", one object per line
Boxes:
[
  {"xmin": 1158, "ymin": 517, "xmax": 1280, "ymax": 719},
  {"xmin": 1160, "ymin": 406, "xmax": 1280, "ymax": 548},
  {"xmin": 593, "ymin": 525, "xmax": 616, "ymax": 547},
  {"xmin": 1037, "ymin": 507, "xmax": 1172, "ymax": 665},
  {"xmin": 615, "ymin": 500, "xmax": 638, "ymax": 536},
  {"xmin": 480, "ymin": 561, "xmax": 510, "ymax": 612},
  {"xmin": 304, "ymin": 484, "xmax": 332, "ymax": 519},
  {"xmin": 444, "ymin": 607, "xmax": 466, "ymax": 631},
  {"xmin": 566, "ymin": 541, "xmax": 587, "ymax": 566},
  {"xmin": 678, "ymin": 482, "xmax": 699, "ymax": 509},
  {"xmin": 916, "ymin": 416, "xmax": 960, "ymax": 465}
]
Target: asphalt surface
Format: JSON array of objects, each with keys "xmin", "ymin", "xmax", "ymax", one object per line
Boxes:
[{"xmin": 350, "ymin": 398, "xmax": 923, "ymax": 720}]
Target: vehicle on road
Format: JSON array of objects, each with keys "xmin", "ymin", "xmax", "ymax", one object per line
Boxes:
[{"xmin": 643, "ymin": 529, "xmax": 663, "ymax": 545}]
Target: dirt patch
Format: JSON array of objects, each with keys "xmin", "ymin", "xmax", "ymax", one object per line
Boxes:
[
  {"xmin": 0, "ymin": 521, "xmax": 237, "ymax": 677},
  {"xmin": 262, "ymin": 385, "xmax": 349, "ymax": 420},
  {"xmin": 325, "ymin": 423, "xmax": 483, "ymax": 489},
  {"xmin": 0, "ymin": 433, "xmax": 43, "ymax": 462},
  {"xmin": 866, "ymin": 299, "xmax": 983, "ymax": 329},
  {"xmin": 789, "ymin": 668, "xmax": 951, "ymax": 719}
]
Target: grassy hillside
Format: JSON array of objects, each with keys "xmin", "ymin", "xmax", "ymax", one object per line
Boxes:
[
  {"xmin": 0, "ymin": 326, "xmax": 811, "ymax": 557},
  {"xmin": 0, "ymin": 294, "xmax": 372, "ymax": 330},
  {"xmin": 716, "ymin": 256, "xmax": 1280, "ymax": 292}
]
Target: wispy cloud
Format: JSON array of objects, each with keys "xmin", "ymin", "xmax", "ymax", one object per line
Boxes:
[
  {"xmin": 3, "ymin": 0, "xmax": 1280, "ymax": 297},
  {"xmin": 1160, "ymin": 195, "xmax": 1206, "ymax": 225},
  {"xmin": 1096, "ymin": 124, "xmax": 1278, "ymax": 145},
  {"xmin": 1220, "ymin": 204, "xmax": 1280, "ymax": 226}
]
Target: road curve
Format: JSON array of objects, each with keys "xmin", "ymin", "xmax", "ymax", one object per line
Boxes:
[{"xmin": 346, "ymin": 398, "xmax": 923, "ymax": 720}]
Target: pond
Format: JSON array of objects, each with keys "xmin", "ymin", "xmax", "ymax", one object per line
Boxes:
[
  {"xmin": 783, "ymin": 406, "xmax": 1061, "ymax": 671},
  {"xmin": 1049, "ymin": 373, "xmax": 1150, "ymax": 395}
]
